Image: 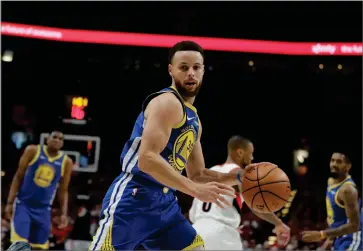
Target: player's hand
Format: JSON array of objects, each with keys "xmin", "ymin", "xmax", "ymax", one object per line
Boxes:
[
  {"xmin": 195, "ymin": 182, "xmax": 236, "ymax": 209},
  {"xmin": 318, "ymin": 237, "xmax": 333, "ymax": 250},
  {"xmin": 273, "ymin": 222, "xmax": 291, "ymax": 246},
  {"xmin": 58, "ymin": 215, "xmax": 68, "ymax": 229},
  {"xmin": 5, "ymin": 203, "xmax": 13, "ymax": 220},
  {"xmin": 301, "ymin": 231, "xmax": 323, "ymax": 243},
  {"xmin": 237, "ymin": 225, "xmax": 244, "ymax": 234}
]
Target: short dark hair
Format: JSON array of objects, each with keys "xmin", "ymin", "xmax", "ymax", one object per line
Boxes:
[
  {"xmin": 333, "ymin": 150, "xmax": 352, "ymax": 164},
  {"xmin": 50, "ymin": 129, "xmax": 63, "ymax": 135},
  {"xmin": 168, "ymin": 41, "xmax": 205, "ymax": 64},
  {"xmin": 227, "ymin": 135, "xmax": 251, "ymax": 152}
]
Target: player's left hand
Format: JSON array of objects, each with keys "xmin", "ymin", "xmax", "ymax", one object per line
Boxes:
[
  {"xmin": 301, "ymin": 231, "xmax": 323, "ymax": 243},
  {"xmin": 273, "ymin": 222, "xmax": 291, "ymax": 246},
  {"xmin": 58, "ymin": 215, "xmax": 68, "ymax": 229}
]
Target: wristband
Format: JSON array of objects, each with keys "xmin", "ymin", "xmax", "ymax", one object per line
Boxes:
[
  {"xmin": 320, "ymin": 231, "xmax": 326, "ymax": 239},
  {"xmin": 237, "ymin": 172, "xmax": 243, "ymax": 184}
]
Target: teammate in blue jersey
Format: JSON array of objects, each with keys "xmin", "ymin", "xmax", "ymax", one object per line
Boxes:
[
  {"xmin": 302, "ymin": 151, "xmax": 362, "ymax": 250},
  {"xmin": 5, "ymin": 131, "xmax": 73, "ymax": 250},
  {"xmin": 89, "ymin": 41, "xmax": 267, "ymax": 251}
]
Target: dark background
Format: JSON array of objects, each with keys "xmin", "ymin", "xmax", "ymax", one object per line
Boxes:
[{"xmin": 1, "ymin": 1, "xmax": 362, "ymax": 249}]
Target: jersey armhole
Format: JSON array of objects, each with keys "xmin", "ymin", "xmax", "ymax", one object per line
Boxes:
[
  {"xmin": 335, "ymin": 181, "xmax": 356, "ymax": 208},
  {"xmin": 142, "ymin": 90, "xmax": 186, "ymax": 129},
  {"xmin": 28, "ymin": 145, "xmax": 41, "ymax": 166},
  {"xmin": 234, "ymin": 193, "xmax": 243, "ymax": 212},
  {"xmin": 229, "ymin": 167, "xmax": 241, "ymax": 173},
  {"xmin": 61, "ymin": 155, "xmax": 68, "ymax": 177}
]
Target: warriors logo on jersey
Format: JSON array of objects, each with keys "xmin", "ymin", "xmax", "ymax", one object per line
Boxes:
[
  {"xmin": 168, "ymin": 125, "xmax": 197, "ymax": 171},
  {"xmin": 33, "ymin": 164, "xmax": 56, "ymax": 188}
]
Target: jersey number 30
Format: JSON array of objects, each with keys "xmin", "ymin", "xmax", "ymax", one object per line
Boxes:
[{"xmin": 202, "ymin": 202, "xmax": 212, "ymax": 212}]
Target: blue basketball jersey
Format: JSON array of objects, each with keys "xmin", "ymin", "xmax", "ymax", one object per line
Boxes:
[
  {"xmin": 326, "ymin": 175, "xmax": 362, "ymax": 229},
  {"xmin": 89, "ymin": 86, "xmax": 204, "ymax": 250},
  {"xmin": 17, "ymin": 145, "xmax": 68, "ymax": 207},
  {"xmin": 119, "ymin": 86, "xmax": 200, "ymax": 190}
]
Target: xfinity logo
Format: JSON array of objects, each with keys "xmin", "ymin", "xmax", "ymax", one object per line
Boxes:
[{"xmin": 312, "ymin": 43, "xmax": 337, "ymax": 55}]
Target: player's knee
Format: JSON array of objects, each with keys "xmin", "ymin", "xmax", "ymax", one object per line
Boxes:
[
  {"xmin": 190, "ymin": 245, "xmax": 205, "ymax": 250},
  {"xmin": 7, "ymin": 242, "xmax": 32, "ymax": 251}
]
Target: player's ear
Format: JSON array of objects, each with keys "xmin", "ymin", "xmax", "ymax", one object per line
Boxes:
[
  {"xmin": 237, "ymin": 148, "xmax": 244, "ymax": 157},
  {"xmin": 168, "ymin": 64, "xmax": 173, "ymax": 77}
]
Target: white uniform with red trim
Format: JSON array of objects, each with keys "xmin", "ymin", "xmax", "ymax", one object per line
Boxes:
[{"xmin": 189, "ymin": 163, "xmax": 244, "ymax": 250}]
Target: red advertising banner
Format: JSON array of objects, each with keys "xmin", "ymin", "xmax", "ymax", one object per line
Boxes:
[{"xmin": 2, "ymin": 22, "xmax": 362, "ymax": 56}]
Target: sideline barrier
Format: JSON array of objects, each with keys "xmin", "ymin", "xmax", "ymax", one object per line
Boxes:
[{"xmin": 1, "ymin": 22, "xmax": 362, "ymax": 56}]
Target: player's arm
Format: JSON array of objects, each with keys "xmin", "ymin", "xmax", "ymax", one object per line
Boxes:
[
  {"xmin": 252, "ymin": 210, "xmax": 291, "ymax": 245},
  {"xmin": 58, "ymin": 156, "xmax": 73, "ymax": 217},
  {"xmin": 7, "ymin": 145, "xmax": 38, "ymax": 205},
  {"xmin": 185, "ymin": 122, "xmax": 242, "ymax": 186},
  {"xmin": 139, "ymin": 93, "xmax": 235, "ymax": 206},
  {"xmin": 322, "ymin": 184, "xmax": 360, "ymax": 238},
  {"xmin": 251, "ymin": 210, "xmax": 284, "ymax": 226},
  {"xmin": 138, "ymin": 93, "xmax": 202, "ymax": 197}
]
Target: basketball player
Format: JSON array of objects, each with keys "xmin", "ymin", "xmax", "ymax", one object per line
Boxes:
[
  {"xmin": 189, "ymin": 135, "xmax": 291, "ymax": 250},
  {"xmin": 5, "ymin": 131, "xmax": 73, "ymax": 250},
  {"xmin": 89, "ymin": 41, "xmax": 255, "ymax": 251},
  {"xmin": 302, "ymin": 151, "xmax": 362, "ymax": 250}
]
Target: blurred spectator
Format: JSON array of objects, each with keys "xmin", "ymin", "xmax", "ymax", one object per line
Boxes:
[
  {"xmin": 49, "ymin": 209, "xmax": 72, "ymax": 250},
  {"xmin": 90, "ymin": 204, "xmax": 102, "ymax": 237},
  {"xmin": 65, "ymin": 200, "xmax": 93, "ymax": 251}
]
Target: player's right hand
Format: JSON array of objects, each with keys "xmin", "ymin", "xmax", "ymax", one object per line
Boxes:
[
  {"xmin": 5, "ymin": 203, "xmax": 13, "ymax": 220},
  {"xmin": 194, "ymin": 182, "xmax": 236, "ymax": 209}
]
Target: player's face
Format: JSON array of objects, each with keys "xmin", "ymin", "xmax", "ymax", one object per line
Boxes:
[
  {"xmin": 241, "ymin": 142, "xmax": 254, "ymax": 168},
  {"xmin": 168, "ymin": 51, "xmax": 204, "ymax": 98},
  {"xmin": 329, "ymin": 153, "xmax": 351, "ymax": 178},
  {"xmin": 47, "ymin": 132, "xmax": 64, "ymax": 151}
]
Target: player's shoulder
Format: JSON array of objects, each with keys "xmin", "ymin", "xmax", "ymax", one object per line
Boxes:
[
  {"xmin": 210, "ymin": 163, "xmax": 240, "ymax": 173},
  {"xmin": 341, "ymin": 180, "xmax": 357, "ymax": 193},
  {"xmin": 147, "ymin": 92, "xmax": 183, "ymax": 113},
  {"xmin": 63, "ymin": 153, "xmax": 73, "ymax": 164},
  {"xmin": 327, "ymin": 178, "xmax": 334, "ymax": 186},
  {"xmin": 23, "ymin": 144, "xmax": 39, "ymax": 155},
  {"xmin": 144, "ymin": 92, "xmax": 184, "ymax": 128}
]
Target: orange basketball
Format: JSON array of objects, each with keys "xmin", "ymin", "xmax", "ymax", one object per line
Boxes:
[{"xmin": 242, "ymin": 162, "xmax": 291, "ymax": 213}]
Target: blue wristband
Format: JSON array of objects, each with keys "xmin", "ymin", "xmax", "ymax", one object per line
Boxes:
[{"xmin": 237, "ymin": 172, "xmax": 243, "ymax": 184}]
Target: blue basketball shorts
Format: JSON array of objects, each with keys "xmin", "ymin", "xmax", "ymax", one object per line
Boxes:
[
  {"xmin": 11, "ymin": 199, "xmax": 51, "ymax": 249},
  {"xmin": 89, "ymin": 172, "xmax": 204, "ymax": 250},
  {"xmin": 334, "ymin": 231, "xmax": 362, "ymax": 250}
]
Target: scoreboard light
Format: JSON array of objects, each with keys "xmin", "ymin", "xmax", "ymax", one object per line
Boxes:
[{"xmin": 71, "ymin": 97, "xmax": 88, "ymax": 120}]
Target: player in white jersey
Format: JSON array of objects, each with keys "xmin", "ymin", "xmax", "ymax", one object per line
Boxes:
[{"xmin": 189, "ymin": 135, "xmax": 291, "ymax": 250}]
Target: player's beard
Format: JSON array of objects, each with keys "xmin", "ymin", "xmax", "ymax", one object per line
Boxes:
[
  {"xmin": 174, "ymin": 79, "xmax": 202, "ymax": 98},
  {"xmin": 329, "ymin": 172, "xmax": 339, "ymax": 179}
]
